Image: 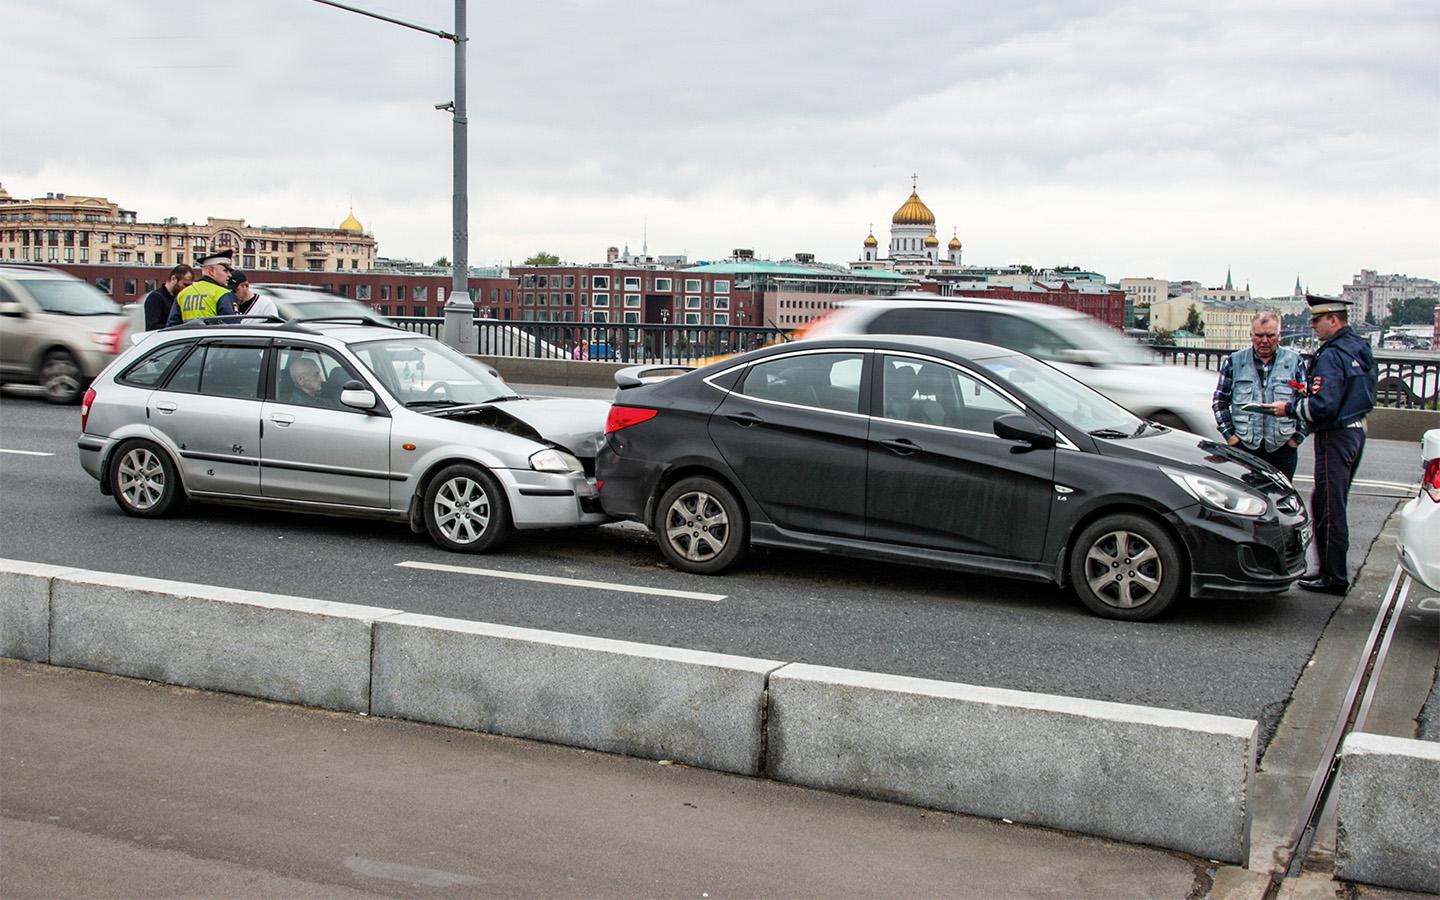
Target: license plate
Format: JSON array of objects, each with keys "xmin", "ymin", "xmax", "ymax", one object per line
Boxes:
[{"xmin": 1300, "ymin": 523, "xmax": 1314, "ymax": 547}]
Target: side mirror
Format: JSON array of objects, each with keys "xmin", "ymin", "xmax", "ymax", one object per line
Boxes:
[
  {"xmin": 339, "ymin": 380, "xmax": 378, "ymax": 411},
  {"xmin": 993, "ymin": 413, "xmax": 1056, "ymax": 449},
  {"xmin": 0, "ymin": 300, "xmax": 27, "ymax": 317}
]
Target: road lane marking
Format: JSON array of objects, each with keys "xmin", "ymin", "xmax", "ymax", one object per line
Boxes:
[
  {"xmin": 396, "ymin": 560, "xmax": 725, "ymax": 602},
  {"xmin": 0, "ymin": 449, "xmax": 55, "ymax": 457}
]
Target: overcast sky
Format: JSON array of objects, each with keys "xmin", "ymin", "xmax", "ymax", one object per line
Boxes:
[{"xmin": 2, "ymin": 0, "xmax": 1436, "ymax": 296}]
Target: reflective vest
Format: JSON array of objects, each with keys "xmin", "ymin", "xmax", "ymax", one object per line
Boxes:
[
  {"xmin": 1229, "ymin": 346, "xmax": 1305, "ymax": 451},
  {"xmin": 175, "ymin": 279, "xmax": 232, "ymax": 322}
]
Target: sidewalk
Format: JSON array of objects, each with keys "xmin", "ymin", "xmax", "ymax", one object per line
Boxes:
[{"xmin": 0, "ymin": 659, "xmax": 1203, "ymax": 899}]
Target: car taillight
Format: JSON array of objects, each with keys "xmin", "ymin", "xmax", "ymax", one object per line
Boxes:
[
  {"xmin": 103, "ymin": 323, "xmax": 127, "ymax": 354},
  {"xmin": 1422, "ymin": 456, "xmax": 1440, "ymax": 503},
  {"xmin": 605, "ymin": 406, "xmax": 658, "ymax": 434},
  {"xmin": 81, "ymin": 387, "xmax": 96, "ymax": 432}
]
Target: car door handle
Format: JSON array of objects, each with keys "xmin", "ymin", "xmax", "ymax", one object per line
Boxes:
[
  {"xmin": 879, "ymin": 438, "xmax": 921, "ymax": 455},
  {"xmin": 155, "ymin": 401, "xmax": 177, "ymax": 414},
  {"xmin": 725, "ymin": 412, "xmax": 763, "ymax": 427},
  {"xmin": 269, "ymin": 413, "xmax": 295, "ymax": 427}
]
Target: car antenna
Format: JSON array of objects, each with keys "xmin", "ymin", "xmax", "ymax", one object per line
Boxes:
[{"xmin": 766, "ymin": 319, "xmax": 791, "ymax": 342}]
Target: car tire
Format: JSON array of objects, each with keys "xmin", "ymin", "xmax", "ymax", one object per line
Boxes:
[
  {"xmin": 40, "ymin": 350, "xmax": 84, "ymax": 404},
  {"xmin": 423, "ymin": 463, "xmax": 512, "ymax": 554},
  {"xmin": 108, "ymin": 439, "xmax": 186, "ymax": 518},
  {"xmin": 653, "ymin": 476, "xmax": 747, "ymax": 574},
  {"xmin": 1069, "ymin": 513, "xmax": 1184, "ymax": 621}
]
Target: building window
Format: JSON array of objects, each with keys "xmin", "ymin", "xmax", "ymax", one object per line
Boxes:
[
  {"xmin": 414, "ymin": 286, "xmax": 428, "ymax": 301},
  {"xmin": 714, "ymin": 297, "xmax": 729, "ymax": 310},
  {"xmin": 524, "ymin": 292, "xmax": 535, "ymax": 306},
  {"xmin": 563, "ymin": 275, "xmax": 575, "ymax": 288},
  {"xmin": 550, "ymin": 292, "xmax": 560, "ymax": 305},
  {"xmin": 591, "ymin": 310, "xmax": 608, "ymax": 323},
  {"xmin": 563, "ymin": 293, "xmax": 574, "ymax": 306},
  {"xmin": 623, "ymin": 294, "xmax": 641, "ymax": 308},
  {"xmin": 685, "ymin": 295, "xmax": 701, "ymax": 309},
  {"xmin": 623, "ymin": 311, "xmax": 640, "ymax": 323},
  {"xmin": 380, "ymin": 285, "xmax": 391, "ymax": 300},
  {"xmin": 714, "ymin": 280, "xmax": 730, "ymax": 294},
  {"xmin": 99, "ymin": 250, "xmax": 109, "ymax": 262},
  {"xmin": 684, "ymin": 313, "xmax": 700, "ymax": 325},
  {"xmin": 580, "ymin": 276, "xmax": 589, "ymax": 289},
  {"xmin": 623, "ymin": 276, "xmax": 640, "ymax": 290},
  {"xmin": 592, "ymin": 275, "xmax": 609, "ymax": 289},
  {"xmin": 377, "ymin": 305, "xmax": 390, "ymax": 316},
  {"xmin": 144, "ymin": 280, "xmax": 157, "ymax": 293},
  {"xmin": 655, "ymin": 277, "xmax": 672, "ymax": 291},
  {"xmin": 714, "ymin": 313, "xmax": 729, "ymax": 325},
  {"xmin": 397, "ymin": 286, "xmax": 407, "ymax": 301},
  {"xmin": 684, "ymin": 279, "xmax": 702, "ymax": 292},
  {"xmin": 591, "ymin": 292, "xmax": 609, "ymax": 307}
]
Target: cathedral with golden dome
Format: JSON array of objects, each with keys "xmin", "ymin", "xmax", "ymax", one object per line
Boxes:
[{"xmin": 855, "ymin": 176, "xmax": 963, "ymax": 272}]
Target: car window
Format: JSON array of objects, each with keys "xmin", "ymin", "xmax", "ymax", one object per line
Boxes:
[
  {"xmin": 867, "ymin": 308, "xmax": 1072, "ymax": 362},
  {"xmin": 981, "ymin": 314, "xmax": 1071, "ymax": 361},
  {"xmin": 118, "ymin": 341, "xmax": 193, "ymax": 388},
  {"xmin": 163, "ymin": 343, "xmax": 265, "ymax": 400},
  {"xmin": 15, "ymin": 278, "xmax": 121, "ymax": 316},
  {"xmin": 881, "ymin": 355, "xmax": 1021, "ymax": 432},
  {"xmin": 273, "ymin": 345, "xmax": 355, "ymax": 411},
  {"xmin": 349, "ymin": 336, "xmax": 513, "ymax": 407},
  {"xmin": 739, "ymin": 352, "xmax": 863, "ymax": 414},
  {"xmin": 977, "ymin": 353, "xmax": 1141, "ymax": 434}
]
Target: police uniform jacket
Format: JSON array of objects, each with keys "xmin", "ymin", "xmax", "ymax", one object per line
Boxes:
[
  {"xmin": 167, "ymin": 277, "xmax": 237, "ymax": 326},
  {"xmin": 1284, "ymin": 327, "xmax": 1376, "ymax": 431}
]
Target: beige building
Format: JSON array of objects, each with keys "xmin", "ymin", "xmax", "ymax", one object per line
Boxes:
[
  {"xmin": 0, "ymin": 184, "xmax": 377, "ymax": 273},
  {"xmin": 1119, "ymin": 276, "xmax": 1168, "ymax": 311},
  {"xmin": 1152, "ymin": 296, "xmax": 1280, "ymax": 349}
]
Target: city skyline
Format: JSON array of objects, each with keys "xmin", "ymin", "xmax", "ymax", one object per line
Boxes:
[{"xmin": 3, "ymin": 0, "xmax": 1436, "ymax": 297}]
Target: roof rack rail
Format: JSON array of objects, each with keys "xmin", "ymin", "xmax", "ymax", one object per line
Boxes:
[
  {"xmin": 293, "ymin": 315, "xmax": 400, "ymax": 330},
  {"xmin": 166, "ymin": 314, "xmax": 290, "ymax": 331}
]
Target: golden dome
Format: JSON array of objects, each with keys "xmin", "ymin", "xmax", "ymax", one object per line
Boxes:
[
  {"xmin": 948, "ymin": 235, "xmax": 962, "ymax": 250},
  {"xmin": 923, "ymin": 233, "xmax": 939, "ymax": 247},
  {"xmin": 863, "ymin": 233, "xmax": 878, "ymax": 247},
  {"xmin": 339, "ymin": 210, "xmax": 364, "ymax": 233},
  {"xmin": 891, "ymin": 189, "xmax": 936, "ymax": 226}
]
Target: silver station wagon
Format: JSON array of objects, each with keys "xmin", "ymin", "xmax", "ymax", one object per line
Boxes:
[{"xmin": 78, "ymin": 317, "xmax": 610, "ymax": 552}]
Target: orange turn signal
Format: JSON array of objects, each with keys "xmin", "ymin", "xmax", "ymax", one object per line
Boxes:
[{"xmin": 402, "ymin": 442, "xmax": 417, "ymax": 451}]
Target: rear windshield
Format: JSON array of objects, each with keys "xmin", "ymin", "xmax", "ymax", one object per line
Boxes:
[{"xmin": 18, "ymin": 279, "xmax": 121, "ymax": 316}]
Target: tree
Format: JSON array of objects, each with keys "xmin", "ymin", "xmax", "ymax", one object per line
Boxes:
[
  {"xmin": 433, "ymin": 256, "xmax": 450, "ymax": 267},
  {"xmin": 1150, "ymin": 328, "xmax": 1176, "ymax": 346},
  {"xmin": 1184, "ymin": 304, "xmax": 1206, "ymax": 336},
  {"xmin": 525, "ymin": 251, "xmax": 560, "ymax": 265},
  {"xmin": 1387, "ymin": 296, "xmax": 1438, "ymax": 326}
]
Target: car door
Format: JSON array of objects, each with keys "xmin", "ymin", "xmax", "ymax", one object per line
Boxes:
[
  {"xmin": 259, "ymin": 342, "xmax": 393, "ymax": 509},
  {"xmin": 0, "ymin": 280, "xmax": 38, "ymax": 377},
  {"xmin": 708, "ymin": 350, "xmax": 869, "ymax": 538},
  {"xmin": 148, "ymin": 339, "xmax": 266, "ymax": 496},
  {"xmin": 865, "ymin": 353, "xmax": 1054, "ymax": 561}
]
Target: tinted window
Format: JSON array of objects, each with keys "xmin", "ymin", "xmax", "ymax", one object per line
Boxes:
[
  {"xmin": 118, "ymin": 341, "xmax": 193, "ymax": 388},
  {"xmin": 17, "ymin": 278, "xmax": 120, "ymax": 315},
  {"xmin": 272, "ymin": 345, "xmax": 356, "ymax": 411},
  {"xmin": 163, "ymin": 344, "xmax": 265, "ymax": 400},
  {"xmin": 881, "ymin": 355, "xmax": 1021, "ymax": 432},
  {"xmin": 867, "ymin": 308, "xmax": 1072, "ymax": 361},
  {"xmin": 740, "ymin": 353, "xmax": 862, "ymax": 414}
]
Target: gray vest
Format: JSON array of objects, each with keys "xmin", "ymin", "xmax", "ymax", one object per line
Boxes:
[{"xmin": 1229, "ymin": 347, "xmax": 1304, "ymax": 451}]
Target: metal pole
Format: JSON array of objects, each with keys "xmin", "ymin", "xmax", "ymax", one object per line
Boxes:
[{"xmin": 441, "ymin": 0, "xmax": 476, "ymax": 353}]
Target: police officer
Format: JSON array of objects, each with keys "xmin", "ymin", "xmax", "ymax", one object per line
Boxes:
[
  {"xmin": 1264, "ymin": 294, "xmax": 1377, "ymax": 595},
  {"xmin": 1212, "ymin": 310, "xmax": 1308, "ymax": 479},
  {"xmin": 166, "ymin": 249, "xmax": 240, "ymax": 325}
]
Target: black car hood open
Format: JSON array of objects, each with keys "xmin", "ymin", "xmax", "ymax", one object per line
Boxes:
[{"xmin": 1094, "ymin": 427, "xmax": 1293, "ymax": 493}]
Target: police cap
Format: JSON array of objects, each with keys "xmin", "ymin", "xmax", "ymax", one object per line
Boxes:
[
  {"xmin": 1305, "ymin": 293, "xmax": 1353, "ymax": 317},
  {"xmin": 195, "ymin": 248, "xmax": 235, "ymax": 268}
]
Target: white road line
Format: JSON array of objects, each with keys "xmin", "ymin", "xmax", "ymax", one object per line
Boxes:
[
  {"xmin": 396, "ymin": 560, "xmax": 726, "ymax": 602},
  {"xmin": 1291, "ymin": 475, "xmax": 1414, "ymax": 492},
  {"xmin": 0, "ymin": 449, "xmax": 55, "ymax": 457}
]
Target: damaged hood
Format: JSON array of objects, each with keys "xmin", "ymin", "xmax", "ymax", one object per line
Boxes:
[{"xmin": 480, "ymin": 396, "xmax": 610, "ymax": 458}]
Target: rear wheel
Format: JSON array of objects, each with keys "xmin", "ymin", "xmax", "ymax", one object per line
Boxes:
[
  {"xmin": 40, "ymin": 350, "xmax": 84, "ymax": 404},
  {"xmin": 654, "ymin": 476, "xmax": 747, "ymax": 574},
  {"xmin": 1069, "ymin": 513, "xmax": 1184, "ymax": 621},
  {"xmin": 109, "ymin": 440, "xmax": 185, "ymax": 518},
  {"xmin": 423, "ymin": 463, "xmax": 512, "ymax": 553}
]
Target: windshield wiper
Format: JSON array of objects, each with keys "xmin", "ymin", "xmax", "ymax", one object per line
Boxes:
[
  {"xmin": 1132, "ymin": 421, "xmax": 1155, "ymax": 437},
  {"xmin": 478, "ymin": 395, "xmax": 524, "ymax": 404},
  {"xmin": 404, "ymin": 400, "xmax": 462, "ymax": 409},
  {"xmin": 1088, "ymin": 428, "xmax": 1131, "ymax": 439}
]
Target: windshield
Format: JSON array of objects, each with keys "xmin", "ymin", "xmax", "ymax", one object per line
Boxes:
[
  {"xmin": 977, "ymin": 353, "xmax": 1144, "ymax": 435},
  {"xmin": 1044, "ymin": 315, "xmax": 1154, "ymax": 366},
  {"xmin": 349, "ymin": 336, "xmax": 516, "ymax": 407},
  {"xmin": 19, "ymin": 279, "xmax": 121, "ymax": 316}
]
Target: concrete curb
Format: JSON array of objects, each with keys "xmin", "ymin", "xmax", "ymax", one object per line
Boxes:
[
  {"xmin": 767, "ymin": 663, "xmax": 1256, "ymax": 863},
  {"xmin": 1335, "ymin": 732, "xmax": 1440, "ymax": 894},
  {"xmin": 2, "ymin": 557, "xmax": 1263, "ymax": 861}
]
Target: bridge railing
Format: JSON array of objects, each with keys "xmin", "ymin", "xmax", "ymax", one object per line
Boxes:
[{"xmin": 386, "ymin": 317, "xmax": 1440, "ymax": 410}]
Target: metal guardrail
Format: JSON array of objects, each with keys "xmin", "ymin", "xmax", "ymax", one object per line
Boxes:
[{"xmin": 386, "ymin": 317, "xmax": 1440, "ymax": 410}]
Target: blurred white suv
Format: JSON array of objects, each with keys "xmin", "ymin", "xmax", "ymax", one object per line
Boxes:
[
  {"xmin": 1396, "ymin": 429, "xmax": 1440, "ymax": 592},
  {"xmin": 799, "ymin": 295, "xmax": 1220, "ymax": 437},
  {"xmin": 0, "ymin": 265, "xmax": 130, "ymax": 403}
]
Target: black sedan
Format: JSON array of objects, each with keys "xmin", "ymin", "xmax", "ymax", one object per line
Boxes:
[{"xmin": 596, "ymin": 336, "xmax": 1310, "ymax": 621}]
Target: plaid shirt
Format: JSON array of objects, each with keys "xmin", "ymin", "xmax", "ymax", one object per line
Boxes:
[{"xmin": 1211, "ymin": 352, "xmax": 1308, "ymax": 443}]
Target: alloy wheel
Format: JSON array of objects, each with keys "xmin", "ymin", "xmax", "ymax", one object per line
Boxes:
[
  {"xmin": 434, "ymin": 476, "xmax": 491, "ymax": 545},
  {"xmin": 117, "ymin": 446, "xmax": 167, "ymax": 512},
  {"xmin": 1083, "ymin": 529, "xmax": 1163, "ymax": 609},
  {"xmin": 664, "ymin": 490, "xmax": 730, "ymax": 562}
]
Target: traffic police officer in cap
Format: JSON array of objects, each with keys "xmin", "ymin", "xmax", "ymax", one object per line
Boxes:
[
  {"xmin": 1263, "ymin": 293, "xmax": 1376, "ymax": 595},
  {"xmin": 166, "ymin": 248, "xmax": 240, "ymax": 325}
]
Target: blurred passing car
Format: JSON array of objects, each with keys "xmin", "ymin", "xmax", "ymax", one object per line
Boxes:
[
  {"xmin": 1396, "ymin": 428, "xmax": 1440, "ymax": 591},
  {"xmin": 797, "ymin": 295, "xmax": 1221, "ymax": 437},
  {"xmin": 79, "ymin": 318, "xmax": 609, "ymax": 552},
  {"xmin": 597, "ymin": 336, "xmax": 1310, "ymax": 621},
  {"xmin": 0, "ymin": 264, "xmax": 130, "ymax": 403}
]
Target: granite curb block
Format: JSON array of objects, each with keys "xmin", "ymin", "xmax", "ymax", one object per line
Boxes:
[
  {"xmin": 1335, "ymin": 732, "xmax": 1440, "ymax": 894},
  {"xmin": 372, "ymin": 612, "xmax": 784, "ymax": 774},
  {"xmin": 766, "ymin": 663, "xmax": 1257, "ymax": 864},
  {"xmin": 47, "ymin": 567, "xmax": 401, "ymax": 713},
  {"xmin": 0, "ymin": 559, "xmax": 82, "ymax": 662}
]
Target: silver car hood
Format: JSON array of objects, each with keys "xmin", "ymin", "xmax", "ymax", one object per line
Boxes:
[{"xmin": 485, "ymin": 397, "xmax": 610, "ymax": 458}]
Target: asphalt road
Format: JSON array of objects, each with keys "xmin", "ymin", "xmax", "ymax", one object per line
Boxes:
[{"xmin": 0, "ymin": 386, "xmax": 1421, "ymax": 750}]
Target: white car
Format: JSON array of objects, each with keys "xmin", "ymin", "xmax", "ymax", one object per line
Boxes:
[
  {"xmin": 798, "ymin": 295, "xmax": 1221, "ymax": 438},
  {"xmin": 1396, "ymin": 428, "xmax": 1440, "ymax": 592}
]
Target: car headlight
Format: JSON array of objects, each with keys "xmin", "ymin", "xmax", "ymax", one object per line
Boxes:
[
  {"xmin": 1163, "ymin": 468, "xmax": 1268, "ymax": 517},
  {"xmin": 529, "ymin": 448, "xmax": 582, "ymax": 474}
]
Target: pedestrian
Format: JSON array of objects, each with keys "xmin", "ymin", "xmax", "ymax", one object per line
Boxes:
[
  {"xmin": 142, "ymin": 265, "xmax": 194, "ymax": 331},
  {"xmin": 166, "ymin": 249, "xmax": 240, "ymax": 326},
  {"xmin": 1211, "ymin": 310, "xmax": 1307, "ymax": 479},
  {"xmin": 1264, "ymin": 294, "xmax": 1377, "ymax": 595},
  {"xmin": 229, "ymin": 270, "xmax": 279, "ymax": 319}
]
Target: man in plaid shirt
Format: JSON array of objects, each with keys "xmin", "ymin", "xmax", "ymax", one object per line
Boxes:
[{"xmin": 1211, "ymin": 311, "xmax": 1308, "ymax": 479}]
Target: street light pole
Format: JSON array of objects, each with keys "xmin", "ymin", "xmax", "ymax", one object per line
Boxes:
[{"xmin": 311, "ymin": 0, "xmax": 474, "ymax": 353}]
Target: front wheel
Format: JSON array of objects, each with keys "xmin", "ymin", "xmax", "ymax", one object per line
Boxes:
[
  {"xmin": 1069, "ymin": 513, "xmax": 1184, "ymax": 621},
  {"xmin": 108, "ymin": 440, "xmax": 185, "ymax": 518},
  {"xmin": 423, "ymin": 463, "xmax": 512, "ymax": 553},
  {"xmin": 653, "ymin": 476, "xmax": 747, "ymax": 574},
  {"xmin": 40, "ymin": 350, "xmax": 84, "ymax": 404}
]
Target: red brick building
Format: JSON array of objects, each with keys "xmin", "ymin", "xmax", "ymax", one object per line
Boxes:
[{"xmin": 947, "ymin": 280, "xmax": 1127, "ymax": 330}]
